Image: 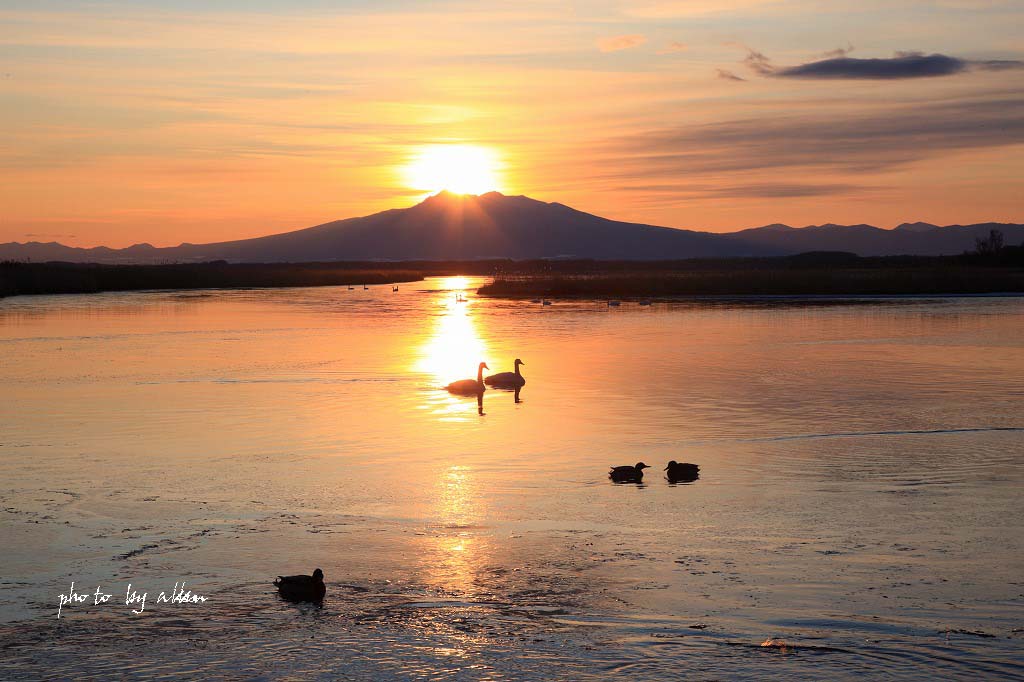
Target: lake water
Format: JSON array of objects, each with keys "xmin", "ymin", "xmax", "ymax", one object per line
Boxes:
[{"xmin": 1, "ymin": 277, "xmax": 1022, "ymax": 680}]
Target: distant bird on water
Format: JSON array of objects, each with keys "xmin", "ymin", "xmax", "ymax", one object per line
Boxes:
[
  {"xmin": 609, "ymin": 462, "xmax": 650, "ymax": 483},
  {"xmin": 484, "ymin": 358, "xmax": 525, "ymax": 389},
  {"xmin": 445, "ymin": 362, "xmax": 488, "ymax": 395},
  {"xmin": 393, "ymin": 285, "xmax": 399, "ymax": 292},
  {"xmin": 274, "ymin": 568, "xmax": 326, "ymax": 603},
  {"xmin": 665, "ymin": 461, "xmax": 700, "ymax": 483}
]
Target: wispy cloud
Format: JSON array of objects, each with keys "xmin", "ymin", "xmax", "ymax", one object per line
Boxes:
[
  {"xmin": 623, "ymin": 0, "xmax": 783, "ymax": 18},
  {"xmin": 716, "ymin": 68, "xmax": 745, "ymax": 81},
  {"xmin": 608, "ymin": 95, "xmax": 1024, "ymax": 179},
  {"xmin": 742, "ymin": 49, "xmax": 774, "ymax": 76},
  {"xmin": 615, "ymin": 182, "xmax": 868, "ymax": 198},
  {"xmin": 657, "ymin": 41, "xmax": 687, "ymax": 54},
  {"xmin": 820, "ymin": 43, "xmax": 854, "ymax": 59},
  {"xmin": 598, "ymin": 34, "xmax": 647, "ymax": 52}
]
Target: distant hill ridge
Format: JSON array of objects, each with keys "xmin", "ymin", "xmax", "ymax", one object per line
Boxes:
[{"xmin": 2, "ymin": 191, "xmax": 1021, "ymax": 263}]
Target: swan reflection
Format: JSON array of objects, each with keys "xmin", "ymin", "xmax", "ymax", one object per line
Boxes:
[{"xmin": 475, "ymin": 385, "xmax": 523, "ymax": 415}]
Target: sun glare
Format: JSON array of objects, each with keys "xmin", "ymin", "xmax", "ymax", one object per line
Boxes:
[{"xmin": 403, "ymin": 145, "xmax": 502, "ymax": 196}]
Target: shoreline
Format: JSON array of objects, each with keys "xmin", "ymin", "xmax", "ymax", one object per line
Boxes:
[{"xmin": 4, "ymin": 252, "xmax": 1023, "ymax": 300}]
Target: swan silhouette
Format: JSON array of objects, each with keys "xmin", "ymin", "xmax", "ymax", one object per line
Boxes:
[
  {"xmin": 484, "ymin": 359, "xmax": 525, "ymax": 389},
  {"xmin": 445, "ymin": 362, "xmax": 488, "ymax": 395},
  {"xmin": 274, "ymin": 568, "xmax": 326, "ymax": 603},
  {"xmin": 609, "ymin": 462, "xmax": 650, "ymax": 483}
]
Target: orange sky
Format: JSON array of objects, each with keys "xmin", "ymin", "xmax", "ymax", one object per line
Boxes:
[{"xmin": 1, "ymin": 1, "xmax": 1022, "ymax": 247}]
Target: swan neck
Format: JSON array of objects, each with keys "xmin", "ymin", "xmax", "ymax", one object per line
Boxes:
[{"xmin": 477, "ymin": 366, "xmax": 484, "ymax": 383}]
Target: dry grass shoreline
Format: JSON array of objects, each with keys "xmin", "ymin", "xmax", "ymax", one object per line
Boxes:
[
  {"xmin": 3, "ymin": 250, "xmax": 1023, "ymax": 299},
  {"xmin": 476, "ymin": 266, "xmax": 1024, "ymax": 298},
  {"xmin": 0, "ymin": 261, "xmax": 425, "ymax": 298}
]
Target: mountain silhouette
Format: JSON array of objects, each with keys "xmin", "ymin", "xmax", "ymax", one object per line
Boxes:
[{"xmin": 1, "ymin": 192, "xmax": 1020, "ymax": 263}]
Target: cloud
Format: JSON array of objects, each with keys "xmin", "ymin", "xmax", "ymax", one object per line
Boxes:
[
  {"xmin": 598, "ymin": 34, "xmax": 647, "ymax": 52},
  {"xmin": 976, "ymin": 59, "xmax": 1024, "ymax": 71},
  {"xmin": 820, "ymin": 43, "xmax": 854, "ymax": 59},
  {"xmin": 751, "ymin": 50, "xmax": 1024, "ymax": 80},
  {"xmin": 779, "ymin": 52, "xmax": 965, "ymax": 79},
  {"xmin": 623, "ymin": 0, "xmax": 782, "ymax": 18},
  {"xmin": 742, "ymin": 49, "xmax": 775, "ymax": 76},
  {"xmin": 657, "ymin": 41, "xmax": 688, "ymax": 54},
  {"xmin": 606, "ymin": 95, "xmax": 1024, "ymax": 181},
  {"xmin": 615, "ymin": 183, "xmax": 868, "ymax": 198},
  {"xmin": 706, "ymin": 183, "xmax": 869, "ymax": 198},
  {"xmin": 716, "ymin": 69, "xmax": 745, "ymax": 81}
]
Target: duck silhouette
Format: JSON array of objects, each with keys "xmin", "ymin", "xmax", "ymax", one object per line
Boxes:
[
  {"xmin": 609, "ymin": 462, "xmax": 650, "ymax": 483},
  {"xmin": 445, "ymin": 362, "xmax": 488, "ymax": 395},
  {"xmin": 484, "ymin": 358, "xmax": 525, "ymax": 389},
  {"xmin": 274, "ymin": 568, "xmax": 326, "ymax": 603},
  {"xmin": 665, "ymin": 461, "xmax": 700, "ymax": 483}
]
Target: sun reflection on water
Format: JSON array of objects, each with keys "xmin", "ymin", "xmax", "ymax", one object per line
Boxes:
[
  {"xmin": 415, "ymin": 277, "xmax": 488, "ymax": 390},
  {"xmin": 417, "ymin": 464, "xmax": 487, "ymax": 597}
]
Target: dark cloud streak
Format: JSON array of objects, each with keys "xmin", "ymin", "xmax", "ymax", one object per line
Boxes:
[
  {"xmin": 770, "ymin": 51, "xmax": 1024, "ymax": 80},
  {"xmin": 779, "ymin": 53, "xmax": 965, "ymax": 79},
  {"xmin": 603, "ymin": 95, "xmax": 1024, "ymax": 182}
]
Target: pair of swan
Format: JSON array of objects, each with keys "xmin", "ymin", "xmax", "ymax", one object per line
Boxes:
[
  {"xmin": 609, "ymin": 461, "xmax": 700, "ymax": 483},
  {"xmin": 445, "ymin": 359, "xmax": 525, "ymax": 395}
]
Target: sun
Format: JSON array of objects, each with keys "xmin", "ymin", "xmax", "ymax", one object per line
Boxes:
[{"xmin": 403, "ymin": 144, "xmax": 502, "ymax": 196}]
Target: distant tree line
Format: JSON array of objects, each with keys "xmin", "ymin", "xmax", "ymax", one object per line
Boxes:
[{"xmin": 3, "ymin": 246, "xmax": 1023, "ymax": 298}]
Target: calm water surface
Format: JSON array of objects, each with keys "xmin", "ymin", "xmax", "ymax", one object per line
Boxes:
[{"xmin": 1, "ymin": 277, "xmax": 1022, "ymax": 680}]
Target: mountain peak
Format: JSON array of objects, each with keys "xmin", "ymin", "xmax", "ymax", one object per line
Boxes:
[
  {"xmin": 895, "ymin": 221, "xmax": 940, "ymax": 232},
  {"xmin": 2, "ymin": 195, "xmax": 1020, "ymax": 263},
  {"xmin": 421, "ymin": 189, "xmax": 506, "ymax": 204}
]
